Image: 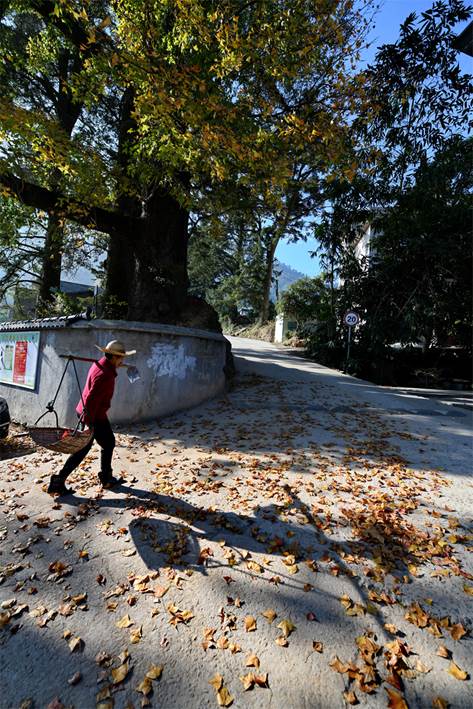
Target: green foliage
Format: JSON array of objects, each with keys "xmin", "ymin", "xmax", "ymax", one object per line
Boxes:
[
  {"xmin": 277, "ymin": 276, "xmax": 331, "ymax": 326},
  {"xmin": 355, "ymin": 137, "xmax": 472, "ymax": 351},
  {"xmin": 312, "ymin": 2, "xmax": 473, "ymax": 374}
]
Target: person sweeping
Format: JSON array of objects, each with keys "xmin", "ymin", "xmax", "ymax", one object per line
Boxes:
[{"xmin": 48, "ymin": 340, "xmax": 136, "ymax": 496}]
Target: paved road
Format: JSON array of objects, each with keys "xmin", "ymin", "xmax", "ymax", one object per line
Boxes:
[{"xmin": 0, "ymin": 337, "xmax": 471, "ymax": 709}]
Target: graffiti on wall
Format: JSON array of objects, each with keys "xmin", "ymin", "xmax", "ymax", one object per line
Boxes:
[{"xmin": 146, "ymin": 343, "xmax": 197, "ymax": 381}]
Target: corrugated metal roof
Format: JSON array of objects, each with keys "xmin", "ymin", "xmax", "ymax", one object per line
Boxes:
[{"xmin": 0, "ymin": 309, "xmax": 92, "ymax": 332}]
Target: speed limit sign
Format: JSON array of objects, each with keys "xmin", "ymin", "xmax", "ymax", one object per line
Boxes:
[{"xmin": 343, "ymin": 311, "xmax": 360, "ymax": 327}]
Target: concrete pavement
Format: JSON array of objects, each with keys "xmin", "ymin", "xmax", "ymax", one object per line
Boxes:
[{"xmin": 0, "ymin": 336, "xmax": 472, "ymax": 709}]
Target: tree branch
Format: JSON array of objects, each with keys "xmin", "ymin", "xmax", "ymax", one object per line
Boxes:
[{"xmin": 0, "ymin": 172, "xmax": 131, "ymax": 235}]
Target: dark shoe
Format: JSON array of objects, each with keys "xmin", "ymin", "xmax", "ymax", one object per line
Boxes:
[
  {"xmin": 47, "ymin": 475, "xmax": 74, "ymax": 496},
  {"xmin": 99, "ymin": 474, "xmax": 124, "ymax": 489}
]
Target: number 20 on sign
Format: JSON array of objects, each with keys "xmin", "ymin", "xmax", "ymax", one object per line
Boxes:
[{"xmin": 343, "ymin": 311, "xmax": 360, "ymax": 327}]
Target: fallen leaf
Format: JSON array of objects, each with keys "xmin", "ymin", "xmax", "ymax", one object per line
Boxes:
[
  {"xmin": 277, "ymin": 619, "xmax": 295, "ymax": 637},
  {"xmin": 275, "ymin": 635, "xmax": 288, "ymax": 647},
  {"xmin": 217, "ymin": 686, "xmax": 233, "ymax": 706},
  {"xmin": 0, "ymin": 611, "xmax": 11, "ymax": 628},
  {"xmin": 432, "ymin": 697, "xmax": 449, "ymax": 709},
  {"xmin": 329, "ymin": 656, "xmax": 350, "ymax": 674},
  {"xmin": 244, "ymin": 616, "xmax": 257, "ymax": 632},
  {"xmin": 116, "ymin": 614, "xmax": 133, "ymax": 629},
  {"xmin": 68, "ymin": 672, "xmax": 82, "ymax": 686},
  {"xmin": 312, "ymin": 641, "xmax": 323, "ymax": 653},
  {"xmin": 415, "ymin": 660, "xmax": 431, "ymax": 673},
  {"xmin": 343, "ymin": 690, "xmax": 358, "ymax": 705},
  {"xmin": 68, "ymin": 636, "xmax": 83, "ymax": 653},
  {"xmin": 166, "ymin": 602, "xmax": 194, "ymax": 626},
  {"xmin": 436, "ymin": 645, "xmax": 451, "ymax": 658},
  {"xmin": 385, "ymin": 687, "xmax": 408, "ymax": 708},
  {"xmin": 136, "ymin": 677, "xmax": 153, "ymax": 696},
  {"xmin": 240, "ymin": 673, "xmax": 255, "ymax": 691},
  {"xmin": 450, "ymin": 623, "xmax": 467, "ymax": 641},
  {"xmin": 448, "ymin": 661, "xmax": 468, "ymax": 680},
  {"xmin": 96, "ymin": 685, "xmax": 112, "ymax": 701},
  {"xmin": 130, "ymin": 626, "xmax": 142, "ymax": 644},
  {"xmin": 46, "ymin": 699, "xmax": 65, "ymax": 709},
  {"xmin": 261, "ymin": 609, "xmax": 277, "ymax": 623},
  {"xmin": 247, "ymin": 560, "xmax": 263, "ymax": 573},
  {"xmin": 111, "ymin": 662, "xmax": 130, "ymax": 684},
  {"xmin": 146, "ymin": 665, "xmax": 163, "ymax": 680},
  {"xmin": 245, "ymin": 653, "xmax": 260, "ymax": 668},
  {"xmin": 209, "ymin": 674, "xmax": 223, "ymax": 691}
]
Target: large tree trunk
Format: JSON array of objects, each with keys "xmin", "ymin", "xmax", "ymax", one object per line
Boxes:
[
  {"xmin": 103, "ymin": 89, "xmax": 190, "ymax": 323},
  {"xmin": 36, "ymin": 47, "xmax": 83, "ymax": 315},
  {"xmin": 102, "ymin": 221, "xmax": 135, "ymax": 319},
  {"xmin": 37, "ymin": 211, "xmax": 63, "ymax": 314},
  {"xmin": 258, "ymin": 237, "xmax": 278, "ymax": 324},
  {"xmin": 129, "ymin": 189, "xmax": 189, "ymax": 322}
]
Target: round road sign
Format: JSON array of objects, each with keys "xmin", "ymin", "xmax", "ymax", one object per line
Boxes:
[{"xmin": 343, "ymin": 311, "xmax": 360, "ymax": 327}]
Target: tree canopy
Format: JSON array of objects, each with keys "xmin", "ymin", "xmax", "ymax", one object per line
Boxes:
[{"xmin": 0, "ymin": 0, "xmax": 371, "ymax": 324}]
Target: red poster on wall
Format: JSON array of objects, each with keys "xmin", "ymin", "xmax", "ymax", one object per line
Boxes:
[{"xmin": 13, "ymin": 341, "xmax": 28, "ymax": 384}]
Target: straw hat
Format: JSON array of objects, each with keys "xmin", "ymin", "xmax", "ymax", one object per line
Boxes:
[{"xmin": 95, "ymin": 340, "xmax": 136, "ymax": 356}]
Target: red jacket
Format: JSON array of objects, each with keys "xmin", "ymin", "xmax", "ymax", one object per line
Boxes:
[{"xmin": 76, "ymin": 357, "xmax": 117, "ymax": 424}]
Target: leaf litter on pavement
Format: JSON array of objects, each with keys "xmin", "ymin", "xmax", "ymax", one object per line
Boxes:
[{"xmin": 0, "ymin": 373, "xmax": 471, "ymax": 707}]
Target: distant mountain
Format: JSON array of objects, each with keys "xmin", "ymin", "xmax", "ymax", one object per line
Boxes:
[{"xmin": 270, "ymin": 261, "xmax": 306, "ymax": 300}]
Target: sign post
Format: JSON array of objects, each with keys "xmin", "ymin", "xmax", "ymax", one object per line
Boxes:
[{"xmin": 343, "ymin": 311, "xmax": 360, "ymax": 371}]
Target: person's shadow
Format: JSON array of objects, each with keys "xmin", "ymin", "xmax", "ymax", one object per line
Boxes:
[{"xmin": 66, "ymin": 482, "xmax": 424, "ymax": 602}]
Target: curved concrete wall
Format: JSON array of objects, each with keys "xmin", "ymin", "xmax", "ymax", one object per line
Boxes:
[{"xmin": 0, "ymin": 320, "xmax": 226, "ymax": 427}]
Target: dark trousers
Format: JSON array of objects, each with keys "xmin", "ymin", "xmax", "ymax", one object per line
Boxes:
[{"xmin": 59, "ymin": 418, "xmax": 115, "ymax": 481}]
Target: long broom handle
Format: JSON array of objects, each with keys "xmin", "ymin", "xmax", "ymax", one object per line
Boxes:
[
  {"xmin": 59, "ymin": 354, "xmax": 97, "ymax": 362},
  {"xmin": 59, "ymin": 355, "xmax": 128, "ymax": 367}
]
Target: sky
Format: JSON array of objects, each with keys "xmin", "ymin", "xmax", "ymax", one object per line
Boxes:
[{"xmin": 275, "ymin": 0, "xmax": 473, "ymax": 277}]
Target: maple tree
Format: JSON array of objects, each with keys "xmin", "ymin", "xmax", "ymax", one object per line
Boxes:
[{"xmin": 1, "ymin": 0, "xmax": 370, "ymax": 324}]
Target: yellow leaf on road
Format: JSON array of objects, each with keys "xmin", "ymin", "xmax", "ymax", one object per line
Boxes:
[
  {"xmin": 277, "ymin": 619, "xmax": 295, "ymax": 637},
  {"xmin": 68, "ymin": 636, "xmax": 83, "ymax": 652},
  {"xmin": 450, "ymin": 623, "xmax": 467, "ymax": 641},
  {"xmin": 385, "ymin": 687, "xmax": 408, "ymax": 708},
  {"xmin": 261, "ymin": 609, "xmax": 277, "ymax": 623},
  {"xmin": 116, "ymin": 614, "xmax": 133, "ymax": 629},
  {"xmin": 136, "ymin": 677, "xmax": 153, "ymax": 696},
  {"xmin": 130, "ymin": 626, "xmax": 142, "ymax": 643},
  {"xmin": 217, "ymin": 686, "xmax": 233, "ymax": 706},
  {"xmin": 436, "ymin": 645, "xmax": 450, "ymax": 658},
  {"xmin": 240, "ymin": 672, "xmax": 255, "ymax": 690},
  {"xmin": 245, "ymin": 653, "xmax": 260, "ymax": 668},
  {"xmin": 343, "ymin": 690, "xmax": 358, "ymax": 705},
  {"xmin": 209, "ymin": 674, "xmax": 223, "ymax": 691},
  {"xmin": 448, "ymin": 661, "xmax": 468, "ymax": 680},
  {"xmin": 146, "ymin": 665, "xmax": 163, "ymax": 680},
  {"xmin": 111, "ymin": 662, "xmax": 129, "ymax": 684},
  {"xmin": 244, "ymin": 616, "xmax": 257, "ymax": 632}
]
